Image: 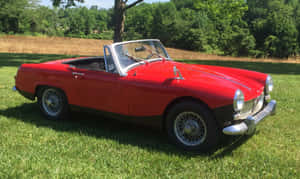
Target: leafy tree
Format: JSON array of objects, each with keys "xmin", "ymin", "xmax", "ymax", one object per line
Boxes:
[
  {"xmin": 246, "ymin": 0, "xmax": 298, "ymax": 57},
  {"xmin": 150, "ymin": 2, "xmax": 179, "ymax": 46},
  {"xmin": 171, "ymin": 0, "xmax": 194, "ymax": 9},
  {"xmin": 0, "ymin": 0, "xmax": 34, "ymax": 33},
  {"xmin": 293, "ymin": 1, "xmax": 300, "ymax": 53},
  {"xmin": 193, "ymin": 0, "xmax": 255, "ymax": 56},
  {"xmin": 125, "ymin": 3, "xmax": 153, "ymax": 40},
  {"xmin": 174, "ymin": 8, "xmax": 219, "ymax": 52},
  {"xmin": 125, "ymin": 0, "xmax": 257, "ymax": 56},
  {"xmin": 112, "ymin": 0, "xmax": 144, "ymax": 42},
  {"xmin": 194, "ymin": 0, "xmax": 248, "ymax": 24},
  {"xmin": 90, "ymin": 8, "xmax": 109, "ymax": 32},
  {"xmin": 221, "ymin": 25, "xmax": 256, "ymax": 56},
  {"xmin": 50, "ymin": 0, "xmax": 144, "ymax": 42},
  {"xmin": 51, "ymin": 0, "xmax": 84, "ymax": 7},
  {"xmin": 28, "ymin": 6, "xmax": 59, "ymax": 35}
]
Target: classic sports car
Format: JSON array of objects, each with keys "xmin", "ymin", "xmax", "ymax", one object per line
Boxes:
[{"xmin": 13, "ymin": 39, "xmax": 276, "ymax": 151}]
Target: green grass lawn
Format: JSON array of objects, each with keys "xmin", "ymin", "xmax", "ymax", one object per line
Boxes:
[{"xmin": 0, "ymin": 53, "xmax": 299, "ymax": 178}]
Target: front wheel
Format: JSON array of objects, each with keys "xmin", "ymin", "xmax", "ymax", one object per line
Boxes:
[
  {"xmin": 166, "ymin": 101, "xmax": 220, "ymax": 152},
  {"xmin": 37, "ymin": 87, "xmax": 69, "ymax": 120}
]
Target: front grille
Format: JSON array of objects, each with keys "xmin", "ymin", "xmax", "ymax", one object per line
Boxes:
[
  {"xmin": 252, "ymin": 92, "xmax": 264, "ymax": 115},
  {"xmin": 237, "ymin": 92, "xmax": 264, "ymax": 120}
]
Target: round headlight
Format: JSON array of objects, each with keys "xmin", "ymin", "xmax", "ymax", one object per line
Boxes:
[
  {"xmin": 265, "ymin": 75, "xmax": 274, "ymax": 94},
  {"xmin": 233, "ymin": 89, "xmax": 244, "ymax": 112}
]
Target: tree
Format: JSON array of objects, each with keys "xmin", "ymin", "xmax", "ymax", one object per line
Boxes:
[
  {"xmin": 193, "ymin": 0, "xmax": 254, "ymax": 56},
  {"xmin": 171, "ymin": 0, "xmax": 194, "ymax": 9},
  {"xmin": 151, "ymin": 2, "xmax": 178, "ymax": 46},
  {"xmin": 246, "ymin": 0, "xmax": 299, "ymax": 57},
  {"xmin": 125, "ymin": 3, "xmax": 154, "ymax": 40},
  {"xmin": 0, "ymin": 0, "xmax": 33, "ymax": 33},
  {"xmin": 51, "ymin": 0, "xmax": 144, "ymax": 42}
]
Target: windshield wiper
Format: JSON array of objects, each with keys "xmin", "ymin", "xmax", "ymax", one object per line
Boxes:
[
  {"xmin": 124, "ymin": 46, "xmax": 167, "ymax": 65},
  {"xmin": 125, "ymin": 53, "xmax": 144, "ymax": 62},
  {"xmin": 143, "ymin": 46, "xmax": 166, "ymax": 61}
]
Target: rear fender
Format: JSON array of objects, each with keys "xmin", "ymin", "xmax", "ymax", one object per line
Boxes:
[{"xmin": 34, "ymin": 82, "xmax": 68, "ymax": 98}]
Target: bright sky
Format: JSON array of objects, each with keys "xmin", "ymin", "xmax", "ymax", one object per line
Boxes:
[{"xmin": 40, "ymin": 0, "xmax": 170, "ymax": 9}]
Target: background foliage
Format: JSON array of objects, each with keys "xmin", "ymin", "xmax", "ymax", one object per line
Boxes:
[{"xmin": 0, "ymin": 0, "xmax": 299, "ymax": 58}]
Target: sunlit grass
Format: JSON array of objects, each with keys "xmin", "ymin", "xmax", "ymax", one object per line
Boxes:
[{"xmin": 0, "ymin": 53, "xmax": 299, "ymax": 178}]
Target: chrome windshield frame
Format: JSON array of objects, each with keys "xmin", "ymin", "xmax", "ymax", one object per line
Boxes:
[
  {"xmin": 108, "ymin": 39, "xmax": 172, "ymax": 76},
  {"xmin": 104, "ymin": 44, "xmax": 124, "ymax": 75}
]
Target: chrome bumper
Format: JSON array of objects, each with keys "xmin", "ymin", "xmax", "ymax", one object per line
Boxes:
[
  {"xmin": 12, "ymin": 86, "xmax": 17, "ymax": 91},
  {"xmin": 223, "ymin": 100, "xmax": 277, "ymax": 135}
]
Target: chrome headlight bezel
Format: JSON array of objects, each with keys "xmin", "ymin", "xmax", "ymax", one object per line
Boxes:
[
  {"xmin": 233, "ymin": 89, "xmax": 245, "ymax": 112},
  {"xmin": 265, "ymin": 75, "xmax": 274, "ymax": 94}
]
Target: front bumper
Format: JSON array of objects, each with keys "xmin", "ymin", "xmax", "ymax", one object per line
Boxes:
[{"xmin": 223, "ymin": 100, "xmax": 276, "ymax": 135}]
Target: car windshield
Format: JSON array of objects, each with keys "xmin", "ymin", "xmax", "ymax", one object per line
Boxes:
[{"xmin": 114, "ymin": 40, "xmax": 169, "ymax": 70}]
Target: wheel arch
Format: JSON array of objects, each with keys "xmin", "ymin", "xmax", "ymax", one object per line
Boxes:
[
  {"xmin": 34, "ymin": 84, "xmax": 69, "ymax": 102},
  {"xmin": 162, "ymin": 96, "xmax": 214, "ymax": 131}
]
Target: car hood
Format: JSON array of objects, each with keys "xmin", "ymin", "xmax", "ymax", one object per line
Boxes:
[{"xmin": 128, "ymin": 61, "xmax": 267, "ymax": 104}]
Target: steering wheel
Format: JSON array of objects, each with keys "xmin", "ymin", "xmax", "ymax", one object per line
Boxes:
[{"xmin": 146, "ymin": 53, "xmax": 160, "ymax": 59}]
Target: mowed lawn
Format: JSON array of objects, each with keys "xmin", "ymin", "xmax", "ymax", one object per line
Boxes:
[{"xmin": 0, "ymin": 53, "xmax": 299, "ymax": 178}]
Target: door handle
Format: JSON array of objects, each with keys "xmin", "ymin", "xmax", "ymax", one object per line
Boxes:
[
  {"xmin": 72, "ymin": 72, "xmax": 85, "ymax": 76},
  {"xmin": 72, "ymin": 72, "xmax": 85, "ymax": 79}
]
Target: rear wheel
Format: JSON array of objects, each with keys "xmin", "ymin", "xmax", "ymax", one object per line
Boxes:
[
  {"xmin": 37, "ymin": 87, "xmax": 69, "ymax": 120},
  {"xmin": 166, "ymin": 101, "xmax": 220, "ymax": 152}
]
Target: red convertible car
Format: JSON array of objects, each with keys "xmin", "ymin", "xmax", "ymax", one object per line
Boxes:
[{"xmin": 14, "ymin": 39, "xmax": 276, "ymax": 151}]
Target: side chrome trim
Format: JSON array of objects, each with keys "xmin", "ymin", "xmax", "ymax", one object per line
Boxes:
[
  {"xmin": 223, "ymin": 100, "xmax": 276, "ymax": 135},
  {"xmin": 72, "ymin": 72, "xmax": 85, "ymax": 76}
]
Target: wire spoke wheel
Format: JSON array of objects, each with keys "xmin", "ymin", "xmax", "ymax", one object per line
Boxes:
[
  {"xmin": 174, "ymin": 112, "xmax": 207, "ymax": 146},
  {"xmin": 41, "ymin": 88, "xmax": 63, "ymax": 117}
]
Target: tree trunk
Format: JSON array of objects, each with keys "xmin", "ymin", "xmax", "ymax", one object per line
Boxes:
[
  {"xmin": 51, "ymin": 0, "xmax": 143, "ymax": 42},
  {"xmin": 113, "ymin": 0, "xmax": 126, "ymax": 42}
]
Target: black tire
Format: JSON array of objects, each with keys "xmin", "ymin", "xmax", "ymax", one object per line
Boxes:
[
  {"xmin": 37, "ymin": 87, "xmax": 69, "ymax": 120},
  {"xmin": 165, "ymin": 101, "xmax": 220, "ymax": 152}
]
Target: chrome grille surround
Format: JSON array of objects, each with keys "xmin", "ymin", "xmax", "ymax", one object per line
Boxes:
[
  {"xmin": 234, "ymin": 92, "xmax": 264, "ymax": 120},
  {"xmin": 223, "ymin": 100, "xmax": 276, "ymax": 135},
  {"xmin": 252, "ymin": 92, "xmax": 264, "ymax": 115}
]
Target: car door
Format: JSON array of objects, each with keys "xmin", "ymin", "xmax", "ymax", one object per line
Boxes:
[{"xmin": 68, "ymin": 47, "xmax": 128, "ymax": 116}]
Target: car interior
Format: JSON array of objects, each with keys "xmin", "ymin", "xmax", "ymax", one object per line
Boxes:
[{"xmin": 63, "ymin": 57, "xmax": 106, "ymax": 71}]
